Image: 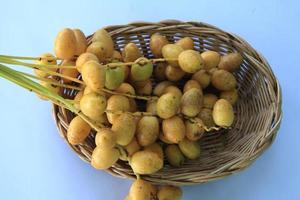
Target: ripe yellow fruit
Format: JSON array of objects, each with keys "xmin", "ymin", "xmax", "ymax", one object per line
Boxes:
[
  {"xmin": 165, "ymin": 145, "xmax": 185, "ymax": 167},
  {"xmin": 54, "ymin": 28, "xmax": 77, "ymax": 59},
  {"xmin": 111, "ymin": 113, "xmax": 136, "ymax": 146},
  {"xmin": 144, "ymin": 143, "xmax": 164, "ymax": 159},
  {"xmin": 150, "ymin": 33, "xmax": 169, "ymax": 57},
  {"xmin": 81, "ymin": 61, "xmax": 106, "ymax": 93},
  {"xmin": 136, "ymin": 116, "xmax": 159, "ymax": 146},
  {"xmin": 91, "ymin": 146, "xmax": 120, "ymax": 170},
  {"xmin": 60, "ymin": 60, "xmax": 79, "ymax": 83},
  {"xmin": 92, "ymin": 28, "xmax": 114, "ymax": 44},
  {"xmin": 125, "ymin": 137, "xmax": 141, "ymax": 157},
  {"xmin": 183, "ymin": 79, "xmax": 202, "ymax": 93},
  {"xmin": 159, "ymin": 132, "xmax": 174, "ymax": 144},
  {"xmin": 211, "ymin": 69, "xmax": 237, "ymax": 91},
  {"xmin": 86, "ymin": 41, "xmax": 113, "ymax": 62},
  {"xmin": 157, "ymin": 185, "xmax": 182, "ymax": 200},
  {"xmin": 162, "ymin": 44, "xmax": 184, "ymax": 67},
  {"xmin": 153, "ymin": 81, "xmax": 173, "ymax": 96},
  {"xmin": 106, "ymin": 95, "xmax": 130, "ymax": 124},
  {"xmin": 112, "ymin": 50, "xmax": 122, "ymax": 61},
  {"xmin": 178, "ymin": 138, "xmax": 201, "ymax": 160},
  {"xmin": 162, "ymin": 116, "xmax": 185, "ymax": 143},
  {"xmin": 73, "ymin": 29, "xmax": 87, "ymax": 55},
  {"xmin": 176, "ymin": 37, "xmax": 194, "ymax": 50},
  {"xmin": 201, "ymin": 50, "xmax": 220, "ymax": 70},
  {"xmin": 76, "ymin": 52, "xmax": 99, "ymax": 73},
  {"xmin": 128, "ymin": 179, "xmax": 157, "ymax": 200},
  {"xmin": 80, "ymin": 92, "xmax": 107, "ymax": 121},
  {"xmin": 220, "ymin": 89, "xmax": 238, "ymax": 105},
  {"xmin": 185, "ymin": 119, "xmax": 205, "ymax": 141},
  {"xmin": 163, "ymin": 85, "xmax": 182, "ymax": 98},
  {"xmin": 218, "ymin": 52, "xmax": 243, "ymax": 72},
  {"xmin": 115, "ymin": 83, "xmax": 137, "ymax": 112},
  {"xmin": 115, "ymin": 83, "xmax": 135, "ymax": 95},
  {"xmin": 181, "ymin": 88, "xmax": 203, "ymax": 117},
  {"xmin": 67, "ymin": 116, "xmax": 91, "ymax": 145},
  {"xmin": 34, "ymin": 53, "xmax": 57, "ymax": 78},
  {"xmin": 83, "ymin": 86, "xmax": 94, "ymax": 95},
  {"xmin": 130, "ymin": 150, "xmax": 163, "ymax": 174},
  {"xmin": 192, "ymin": 69, "xmax": 211, "ymax": 89},
  {"xmin": 90, "ymin": 28, "xmax": 114, "ymax": 61},
  {"xmin": 212, "ymin": 99, "xmax": 234, "ymax": 126},
  {"xmin": 157, "ymin": 92, "xmax": 180, "ymax": 119},
  {"xmin": 74, "ymin": 91, "xmax": 83, "ymax": 110},
  {"xmin": 122, "ymin": 43, "xmax": 142, "ymax": 62},
  {"xmin": 178, "ymin": 50, "xmax": 204, "ymax": 73},
  {"xmin": 165, "ymin": 65, "xmax": 185, "ymax": 81},
  {"xmin": 146, "ymin": 99, "xmax": 157, "ymax": 115},
  {"xmin": 95, "ymin": 128, "xmax": 116, "ymax": 148}
]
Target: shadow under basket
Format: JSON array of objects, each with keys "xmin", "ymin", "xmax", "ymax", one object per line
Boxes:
[{"xmin": 53, "ymin": 20, "xmax": 282, "ymax": 186}]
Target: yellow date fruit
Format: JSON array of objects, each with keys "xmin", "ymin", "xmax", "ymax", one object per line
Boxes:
[
  {"xmin": 162, "ymin": 116, "xmax": 185, "ymax": 143},
  {"xmin": 157, "ymin": 92, "xmax": 180, "ymax": 119},
  {"xmin": 165, "ymin": 145, "xmax": 185, "ymax": 167},
  {"xmin": 136, "ymin": 116, "xmax": 159, "ymax": 146},
  {"xmin": 178, "ymin": 50, "xmax": 204, "ymax": 73},
  {"xmin": 212, "ymin": 99, "xmax": 234, "ymax": 126},
  {"xmin": 201, "ymin": 50, "xmax": 220, "ymax": 70},
  {"xmin": 176, "ymin": 37, "xmax": 194, "ymax": 50},
  {"xmin": 162, "ymin": 44, "xmax": 184, "ymax": 67},
  {"xmin": 130, "ymin": 150, "xmax": 163, "ymax": 174},
  {"xmin": 218, "ymin": 52, "xmax": 243, "ymax": 72},
  {"xmin": 157, "ymin": 185, "xmax": 182, "ymax": 200},
  {"xmin": 111, "ymin": 113, "xmax": 136, "ymax": 146},
  {"xmin": 91, "ymin": 146, "xmax": 120, "ymax": 170},
  {"xmin": 150, "ymin": 33, "xmax": 169, "ymax": 58},
  {"xmin": 67, "ymin": 116, "xmax": 91, "ymax": 145},
  {"xmin": 178, "ymin": 138, "xmax": 201, "ymax": 160},
  {"xmin": 95, "ymin": 128, "xmax": 116, "ymax": 148},
  {"xmin": 54, "ymin": 28, "xmax": 76, "ymax": 60},
  {"xmin": 211, "ymin": 69, "xmax": 237, "ymax": 91}
]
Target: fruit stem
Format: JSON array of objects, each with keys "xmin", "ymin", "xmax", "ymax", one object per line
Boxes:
[
  {"xmin": 0, "ymin": 63, "xmax": 102, "ymax": 132},
  {"xmin": 0, "ymin": 56, "xmax": 76, "ymax": 69},
  {"xmin": 105, "ymin": 110, "xmax": 155, "ymax": 117},
  {"xmin": 0, "ymin": 54, "xmax": 63, "ymax": 61},
  {"xmin": 0, "ymin": 57, "xmax": 84, "ymax": 84},
  {"xmin": 103, "ymin": 58, "xmax": 177, "ymax": 68},
  {"xmin": 102, "ymin": 88, "xmax": 158, "ymax": 101},
  {"xmin": 16, "ymin": 70, "xmax": 82, "ymax": 91},
  {"xmin": 182, "ymin": 115, "xmax": 229, "ymax": 131}
]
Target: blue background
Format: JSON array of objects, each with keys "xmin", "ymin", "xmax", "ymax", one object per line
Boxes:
[{"xmin": 0, "ymin": 0, "xmax": 298, "ymax": 199}]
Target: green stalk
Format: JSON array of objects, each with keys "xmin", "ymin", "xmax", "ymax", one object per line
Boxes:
[
  {"xmin": 0, "ymin": 56, "xmax": 75, "ymax": 69},
  {"xmin": 0, "ymin": 55, "xmax": 41, "ymax": 60},
  {"xmin": 16, "ymin": 70, "xmax": 82, "ymax": 91},
  {"xmin": 0, "ymin": 54, "xmax": 62, "ymax": 61},
  {"xmin": 0, "ymin": 57, "xmax": 83, "ymax": 84},
  {"xmin": 0, "ymin": 63, "xmax": 101, "ymax": 132}
]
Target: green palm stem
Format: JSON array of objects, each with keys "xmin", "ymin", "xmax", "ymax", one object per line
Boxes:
[{"xmin": 0, "ymin": 63, "xmax": 102, "ymax": 132}]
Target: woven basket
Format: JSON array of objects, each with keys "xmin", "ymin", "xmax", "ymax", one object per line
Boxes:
[{"xmin": 53, "ymin": 20, "xmax": 282, "ymax": 186}]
